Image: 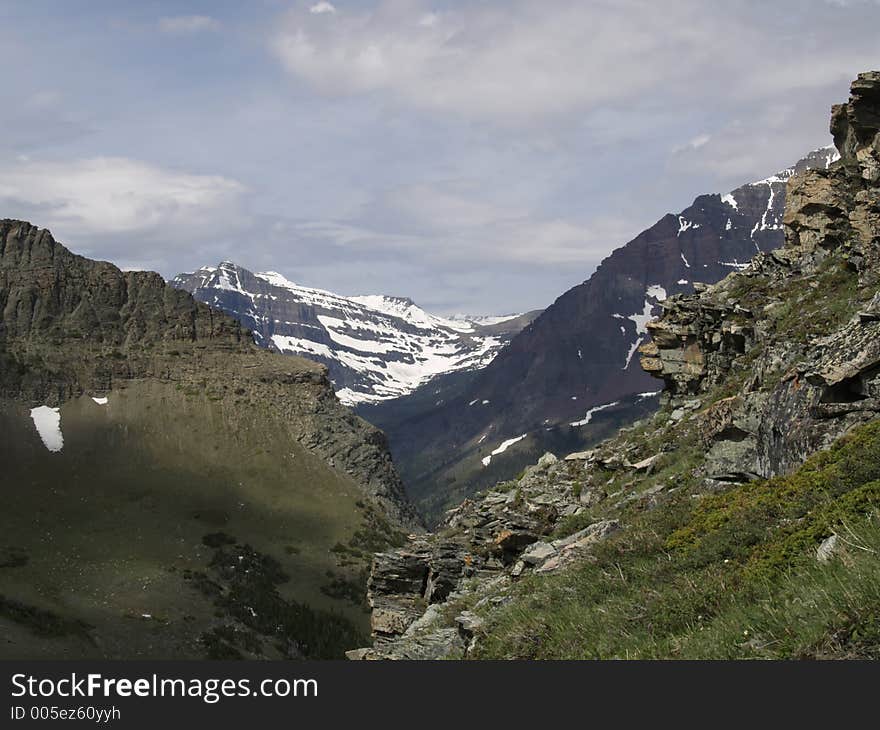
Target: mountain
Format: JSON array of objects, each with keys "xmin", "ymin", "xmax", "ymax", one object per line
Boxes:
[
  {"xmin": 364, "ymin": 145, "xmax": 840, "ymax": 521},
  {"xmin": 350, "ymin": 71, "xmax": 880, "ymax": 660},
  {"xmin": 0, "ymin": 220, "xmax": 419, "ymax": 660},
  {"xmin": 172, "ymin": 262, "xmax": 538, "ymax": 406}
]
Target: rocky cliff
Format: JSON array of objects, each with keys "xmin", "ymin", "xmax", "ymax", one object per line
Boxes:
[
  {"xmin": 348, "ymin": 72, "xmax": 880, "ymax": 660},
  {"xmin": 0, "ymin": 222, "xmax": 426, "ymax": 660},
  {"xmin": 0, "ymin": 220, "xmax": 419, "ymax": 529},
  {"xmin": 367, "ymin": 147, "xmax": 839, "ymax": 522}
]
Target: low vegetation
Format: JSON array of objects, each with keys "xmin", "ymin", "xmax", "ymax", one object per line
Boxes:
[{"xmin": 473, "ymin": 420, "xmax": 880, "ymax": 659}]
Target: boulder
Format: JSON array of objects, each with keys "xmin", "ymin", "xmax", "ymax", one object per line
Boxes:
[
  {"xmin": 629, "ymin": 454, "xmax": 661, "ymax": 472},
  {"xmin": 520, "ymin": 541, "xmax": 557, "ymax": 566}
]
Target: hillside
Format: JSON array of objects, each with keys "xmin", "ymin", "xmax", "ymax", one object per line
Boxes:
[
  {"xmin": 348, "ymin": 72, "xmax": 880, "ymax": 660},
  {"xmin": 367, "ymin": 147, "xmax": 840, "ymax": 522},
  {"xmin": 0, "ymin": 220, "xmax": 419, "ymax": 659},
  {"xmin": 172, "ymin": 262, "xmax": 537, "ymax": 405}
]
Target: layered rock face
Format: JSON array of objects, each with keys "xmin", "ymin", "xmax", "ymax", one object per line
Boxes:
[
  {"xmin": 640, "ymin": 70, "xmax": 880, "ymax": 485},
  {"xmin": 350, "ymin": 71, "xmax": 880, "ymax": 660},
  {"xmin": 367, "ymin": 147, "xmax": 838, "ymax": 520},
  {"xmin": 0, "ymin": 220, "xmax": 419, "ymax": 528}
]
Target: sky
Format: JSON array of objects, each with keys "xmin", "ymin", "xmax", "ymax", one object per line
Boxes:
[{"xmin": 0, "ymin": 0, "xmax": 878, "ymax": 315}]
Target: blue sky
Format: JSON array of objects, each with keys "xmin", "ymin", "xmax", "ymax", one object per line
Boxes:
[{"xmin": 1, "ymin": 0, "xmax": 879, "ymax": 314}]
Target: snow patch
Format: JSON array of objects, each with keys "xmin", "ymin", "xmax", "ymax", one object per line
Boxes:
[
  {"xmin": 623, "ymin": 339, "xmax": 642, "ymax": 370},
  {"xmin": 616, "ymin": 285, "xmax": 667, "ymax": 370},
  {"xmin": 481, "ymin": 434, "xmax": 527, "ymax": 467},
  {"xmin": 271, "ymin": 335, "xmax": 334, "ymax": 359},
  {"xmin": 91, "ymin": 397, "xmax": 108, "ymax": 405},
  {"xmin": 677, "ymin": 217, "xmax": 701, "ymax": 235},
  {"xmin": 680, "ymin": 252, "xmax": 690, "ymax": 268},
  {"xmin": 456, "ymin": 313, "xmax": 523, "ymax": 327},
  {"xmin": 570, "ymin": 401, "xmax": 619, "ymax": 428},
  {"xmin": 30, "ymin": 406, "xmax": 63, "ymax": 452},
  {"xmin": 721, "ymin": 193, "xmax": 738, "ymax": 210},
  {"xmin": 719, "ymin": 260, "xmax": 750, "ymax": 270}
]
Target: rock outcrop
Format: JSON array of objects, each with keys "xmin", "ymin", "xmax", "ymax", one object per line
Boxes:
[
  {"xmin": 348, "ymin": 451, "xmax": 610, "ymax": 659},
  {"xmin": 640, "ymin": 70, "xmax": 880, "ymax": 487}
]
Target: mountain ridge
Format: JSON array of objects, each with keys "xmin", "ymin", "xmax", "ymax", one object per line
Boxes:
[
  {"xmin": 0, "ymin": 220, "xmax": 423, "ymax": 659},
  {"xmin": 365, "ymin": 145, "xmax": 840, "ymax": 520},
  {"xmin": 0, "ymin": 219, "xmax": 418, "ymax": 528}
]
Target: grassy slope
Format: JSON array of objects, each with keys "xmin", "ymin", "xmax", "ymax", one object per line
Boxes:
[
  {"xmin": 0, "ymin": 382, "xmax": 387, "ymax": 659},
  {"xmin": 475, "ymin": 421, "xmax": 880, "ymax": 659}
]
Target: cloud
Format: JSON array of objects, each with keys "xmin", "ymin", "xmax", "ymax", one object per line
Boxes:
[
  {"xmin": 0, "ymin": 156, "xmax": 244, "ymax": 240},
  {"xmin": 158, "ymin": 15, "xmax": 220, "ymax": 34},
  {"xmin": 5, "ymin": 0, "xmax": 880, "ymax": 313},
  {"xmin": 269, "ymin": 0, "xmax": 878, "ymax": 127}
]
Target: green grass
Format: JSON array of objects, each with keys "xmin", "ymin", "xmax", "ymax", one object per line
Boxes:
[
  {"xmin": 473, "ymin": 420, "xmax": 880, "ymax": 659},
  {"xmin": 0, "ymin": 383, "xmax": 376, "ymax": 659}
]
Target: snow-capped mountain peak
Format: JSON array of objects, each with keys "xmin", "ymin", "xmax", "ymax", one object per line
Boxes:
[{"xmin": 172, "ymin": 262, "xmax": 538, "ymax": 406}]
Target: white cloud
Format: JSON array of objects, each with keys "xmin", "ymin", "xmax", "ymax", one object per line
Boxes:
[
  {"xmin": 0, "ymin": 156, "xmax": 244, "ymax": 237},
  {"xmin": 268, "ymin": 1, "xmax": 717, "ymax": 122},
  {"xmin": 158, "ymin": 15, "xmax": 220, "ymax": 34},
  {"xmin": 270, "ymin": 0, "xmax": 879, "ymax": 126},
  {"xmin": 309, "ymin": 2, "xmax": 337, "ymax": 14}
]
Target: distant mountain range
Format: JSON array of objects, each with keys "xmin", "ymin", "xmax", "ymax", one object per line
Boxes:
[
  {"xmin": 171, "ymin": 147, "xmax": 839, "ymax": 522},
  {"xmin": 172, "ymin": 263, "xmax": 538, "ymax": 405}
]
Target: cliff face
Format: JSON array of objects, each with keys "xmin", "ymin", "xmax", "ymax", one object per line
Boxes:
[
  {"xmin": 349, "ymin": 72, "xmax": 880, "ymax": 660},
  {"xmin": 0, "ymin": 220, "xmax": 243, "ymax": 401},
  {"xmin": 0, "ymin": 220, "xmax": 418, "ymax": 529}
]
